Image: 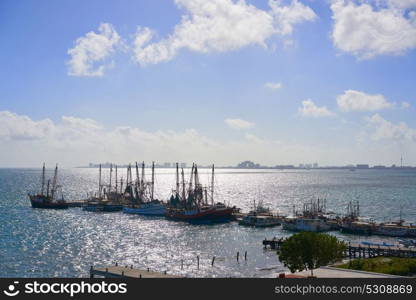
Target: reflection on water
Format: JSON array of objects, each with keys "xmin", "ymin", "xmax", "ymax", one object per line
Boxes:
[{"xmin": 0, "ymin": 168, "xmax": 415, "ymax": 277}]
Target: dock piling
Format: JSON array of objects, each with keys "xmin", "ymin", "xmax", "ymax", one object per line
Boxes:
[
  {"xmin": 197, "ymin": 256, "xmax": 200, "ymax": 270},
  {"xmin": 244, "ymin": 251, "xmax": 247, "ymax": 261},
  {"xmin": 237, "ymin": 251, "xmax": 239, "ymax": 262},
  {"xmin": 211, "ymin": 256, "xmax": 215, "ymax": 267}
]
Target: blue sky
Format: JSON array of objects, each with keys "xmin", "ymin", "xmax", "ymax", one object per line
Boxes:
[{"xmin": 0, "ymin": 0, "xmax": 415, "ymax": 167}]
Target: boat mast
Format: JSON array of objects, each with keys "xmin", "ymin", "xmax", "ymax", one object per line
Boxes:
[
  {"xmin": 115, "ymin": 165, "xmax": 118, "ymax": 194},
  {"xmin": 151, "ymin": 161, "xmax": 155, "ymax": 201},
  {"xmin": 176, "ymin": 163, "xmax": 179, "ymax": 196},
  {"xmin": 41, "ymin": 163, "xmax": 45, "ymax": 195},
  {"xmin": 126, "ymin": 164, "xmax": 131, "ymax": 188},
  {"xmin": 194, "ymin": 164, "xmax": 199, "ymax": 187},
  {"xmin": 135, "ymin": 162, "xmax": 139, "ymax": 188},
  {"xmin": 46, "ymin": 180, "xmax": 50, "ymax": 198},
  {"xmin": 51, "ymin": 164, "xmax": 58, "ymax": 200},
  {"xmin": 98, "ymin": 164, "xmax": 102, "ymax": 198},
  {"xmin": 141, "ymin": 162, "xmax": 145, "ymax": 191},
  {"xmin": 189, "ymin": 163, "xmax": 194, "ymax": 191},
  {"xmin": 109, "ymin": 164, "xmax": 113, "ymax": 192},
  {"xmin": 211, "ymin": 164, "xmax": 214, "ymax": 205},
  {"xmin": 181, "ymin": 167, "xmax": 186, "ymax": 201}
]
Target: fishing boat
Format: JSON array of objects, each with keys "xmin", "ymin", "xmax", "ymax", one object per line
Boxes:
[
  {"xmin": 339, "ymin": 201, "xmax": 375, "ymax": 235},
  {"xmin": 340, "ymin": 220, "xmax": 375, "ymax": 235},
  {"xmin": 398, "ymin": 239, "xmax": 416, "ymax": 248},
  {"xmin": 28, "ymin": 163, "xmax": 68, "ymax": 209},
  {"xmin": 281, "ymin": 216, "xmax": 331, "ymax": 232},
  {"xmin": 281, "ymin": 198, "xmax": 332, "ymax": 232},
  {"xmin": 83, "ymin": 164, "xmax": 123, "ymax": 212},
  {"xmin": 238, "ymin": 200, "xmax": 282, "ymax": 227},
  {"xmin": 166, "ymin": 164, "xmax": 233, "ymax": 223},
  {"xmin": 122, "ymin": 162, "xmax": 166, "ymax": 216},
  {"xmin": 239, "ymin": 215, "xmax": 281, "ymax": 227},
  {"xmin": 372, "ymin": 207, "xmax": 416, "ymax": 237}
]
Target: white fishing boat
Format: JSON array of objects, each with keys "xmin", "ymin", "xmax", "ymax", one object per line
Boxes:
[
  {"xmin": 239, "ymin": 215, "xmax": 281, "ymax": 227},
  {"xmin": 83, "ymin": 164, "xmax": 123, "ymax": 212},
  {"xmin": 122, "ymin": 162, "xmax": 167, "ymax": 216},
  {"xmin": 282, "ymin": 216, "xmax": 331, "ymax": 232}
]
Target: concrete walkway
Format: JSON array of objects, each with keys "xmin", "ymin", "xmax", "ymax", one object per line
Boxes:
[{"xmin": 286, "ymin": 266, "xmax": 406, "ymax": 278}]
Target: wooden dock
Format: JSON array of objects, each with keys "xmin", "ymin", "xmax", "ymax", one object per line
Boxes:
[
  {"xmin": 347, "ymin": 242, "xmax": 416, "ymax": 259},
  {"xmin": 263, "ymin": 239, "xmax": 416, "ymax": 258},
  {"xmin": 89, "ymin": 265, "xmax": 181, "ymax": 278}
]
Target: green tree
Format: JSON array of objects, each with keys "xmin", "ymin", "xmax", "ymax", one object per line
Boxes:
[{"xmin": 277, "ymin": 232, "xmax": 347, "ymax": 277}]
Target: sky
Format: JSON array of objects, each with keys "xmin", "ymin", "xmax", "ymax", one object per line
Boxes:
[{"xmin": 0, "ymin": 0, "xmax": 415, "ymax": 167}]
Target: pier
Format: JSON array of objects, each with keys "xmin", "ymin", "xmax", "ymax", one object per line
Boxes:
[
  {"xmin": 346, "ymin": 242, "xmax": 416, "ymax": 259},
  {"xmin": 263, "ymin": 238, "xmax": 416, "ymax": 258},
  {"xmin": 89, "ymin": 265, "xmax": 181, "ymax": 278}
]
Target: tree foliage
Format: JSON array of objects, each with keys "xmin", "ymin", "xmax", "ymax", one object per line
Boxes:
[{"xmin": 277, "ymin": 232, "xmax": 347, "ymax": 276}]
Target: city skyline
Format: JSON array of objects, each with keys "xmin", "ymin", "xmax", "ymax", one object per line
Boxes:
[{"xmin": 1, "ymin": 0, "xmax": 415, "ymax": 167}]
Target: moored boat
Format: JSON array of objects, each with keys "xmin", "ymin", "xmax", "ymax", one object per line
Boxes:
[
  {"xmin": 238, "ymin": 215, "xmax": 281, "ymax": 227},
  {"xmin": 122, "ymin": 162, "xmax": 167, "ymax": 216},
  {"xmin": 281, "ymin": 216, "xmax": 331, "ymax": 232},
  {"xmin": 281, "ymin": 198, "xmax": 332, "ymax": 232},
  {"xmin": 166, "ymin": 164, "xmax": 233, "ymax": 223},
  {"xmin": 238, "ymin": 200, "xmax": 282, "ymax": 227},
  {"xmin": 83, "ymin": 164, "xmax": 122, "ymax": 212},
  {"xmin": 28, "ymin": 163, "xmax": 68, "ymax": 209}
]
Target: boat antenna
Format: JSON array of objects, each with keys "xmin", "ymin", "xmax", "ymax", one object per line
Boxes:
[{"xmin": 41, "ymin": 163, "xmax": 45, "ymax": 195}]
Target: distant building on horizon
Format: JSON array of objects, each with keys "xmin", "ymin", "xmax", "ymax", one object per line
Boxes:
[
  {"xmin": 356, "ymin": 164, "xmax": 369, "ymax": 169},
  {"xmin": 237, "ymin": 161, "xmax": 261, "ymax": 168}
]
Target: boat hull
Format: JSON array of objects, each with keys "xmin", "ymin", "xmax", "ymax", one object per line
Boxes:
[
  {"xmin": 282, "ymin": 218, "xmax": 331, "ymax": 232},
  {"xmin": 83, "ymin": 204, "xmax": 123, "ymax": 212},
  {"xmin": 29, "ymin": 195, "xmax": 68, "ymax": 209},
  {"xmin": 238, "ymin": 215, "xmax": 281, "ymax": 227},
  {"xmin": 123, "ymin": 203, "xmax": 166, "ymax": 216},
  {"xmin": 167, "ymin": 207, "xmax": 233, "ymax": 223}
]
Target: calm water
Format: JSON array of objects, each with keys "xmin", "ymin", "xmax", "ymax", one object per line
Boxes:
[{"xmin": 1, "ymin": 168, "xmax": 415, "ymax": 278}]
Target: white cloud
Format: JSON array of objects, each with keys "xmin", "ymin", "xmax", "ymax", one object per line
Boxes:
[
  {"xmin": 264, "ymin": 81, "xmax": 282, "ymax": 89},
  {"xmin": 337, "ymin": 89, "xmax": 393, "ymax": 112},
  {"xmin": 0, "ymin": 111, "xmax": 54, "ymax": 140},
  {"xmin": 298, "ymin": 99, "xmax": 335, "ymax": 117},
  {"xmin": 224, "ymin": 118, "xmax": 255, "ymax": 129},
  {"xmin": 401, "ymin": 101, "xmax": 411, "ymax": 109},
  {"xmin": 388, "ymin": 0, "xmax": 416, "ymax": 9},
  {"xmin": 133, "ymin": 0, "xmax": 316, "ymax": 65},
  {"xmin": 331, "ymin": 0, "xmax": 416, "ymax": 59},
  {"xmin": 67, "ymin": 23, "xmax": 120, "ymax": 76},
  {"xmin": 1, "ymin": 110, "xmax": 415, "ymax": 167},
  {"xmin": 366, "ymin": 113, "xmax": 416, "ymax": 142}
]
